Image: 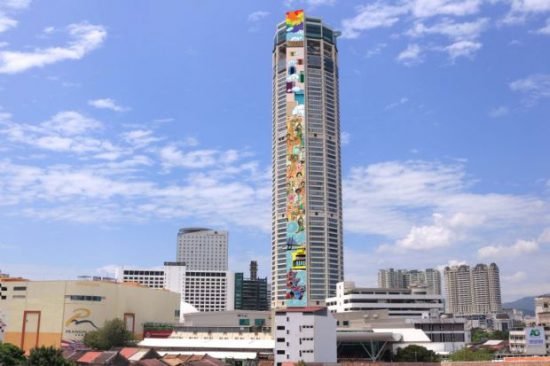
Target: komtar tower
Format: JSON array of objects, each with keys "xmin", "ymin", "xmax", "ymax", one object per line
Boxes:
[{"xmin": 271, "ymin": 10, "xmax": 343, "ymax": 308}]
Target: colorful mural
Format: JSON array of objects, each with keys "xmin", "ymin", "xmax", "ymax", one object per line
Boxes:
[
  {"xmin": 286, "ymin": 10, "xmax": 304, "ymax": 41},
  {"xmin": 285, "ymin": 12, "xmax": 307, "ymax": 306}
]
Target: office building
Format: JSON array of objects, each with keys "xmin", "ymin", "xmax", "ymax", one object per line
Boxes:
[
  {"xmin": 378, "ymin": 268, "xmax": 442, "ymax": 295},
  {"xmin": 272, "ymin": 9, "xmax": 344, "ymax": 308},
  {"xmin": 176, "ymin": 228, "xmax": 228, "ymax": 271},
  {"xmin": 326, "ymin": 281, "xmax": 445, "ymax": 318},
  {"xmin": 444, "ymin": 263, "xmax": 502, "ymax": 316},
  {"xmin": 0, "ymin": 278, "xmax": 179, "ymax": 352},
  {"xmin": 234, "ymin": 261, "xmax": 269, "ymax": 311}
]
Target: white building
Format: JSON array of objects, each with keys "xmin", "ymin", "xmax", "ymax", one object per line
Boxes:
[
  {"xmin": 117, "ymin": 263, "xmax": 234, "ymax": 317},
  {"xmin": 274, "ymin": 307, "xmax": 336, "ymax": 365},
  {"xmin": 326, "ymin": 281, "xmax": 445, "ymax": 318},
  {"xmin": 510, "ymin": 326, "xmax": 549, "ymax": 355},
  {"xmin": 177, "ymin": 228, "xmax": 228, "ymax": 271}
]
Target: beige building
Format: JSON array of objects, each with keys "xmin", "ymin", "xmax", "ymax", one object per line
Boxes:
[
  {"xmin": 536, "ymin": 294, "xmax": 550, "ymax": 326},
  {"xmin": 0, "ymin": 278, "xmax": 179, "ymax": 352},
  {"xmin": 444, "ymin": 263, "xmax": 502, "ymax": 316}
]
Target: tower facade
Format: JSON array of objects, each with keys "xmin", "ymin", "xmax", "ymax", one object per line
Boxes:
[{"xmin": 271, "ymin": 10, "xmax": 343, "ymax": 308}]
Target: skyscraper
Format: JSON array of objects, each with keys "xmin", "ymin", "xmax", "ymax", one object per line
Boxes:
[
  {"xmin": 176, "ymin": 228, "xmax": 228, "ymax": 271},
  {"xmin": 444, "ymin": 263, "xmax": 502, "ymax": 316},
  {"xmin": 271, "ymin": 10, "xmax": 343, "ymax": 308}
]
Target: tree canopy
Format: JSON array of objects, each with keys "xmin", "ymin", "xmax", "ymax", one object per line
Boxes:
[
  {"xmin": 0, "ymin": 342, "xmax": 26, "ymax": 366},
  {"xmin": 394, "ymin": 345, "xmax": 440, "ymax": 362},
  {"xmin": 27, "ymin": 346, "xmax": 74, "ymax": 366},
  {"xmin": 83, "ymin": 318, "xmax": 134, "ymax": 350}
]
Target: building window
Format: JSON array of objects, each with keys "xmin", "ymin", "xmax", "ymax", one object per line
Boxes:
[
  {"xmin": 276, "ymin": 350, "xmax": 285, "ymax": 355},
  {"xmin": 13, "ymin": 286, "xmax": 27, "ymax": 291}
]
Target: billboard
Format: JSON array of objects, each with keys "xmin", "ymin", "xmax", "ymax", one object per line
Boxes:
[{"xmin": 525, "ymin": 326, "xmax": 546, "ymax": 355}]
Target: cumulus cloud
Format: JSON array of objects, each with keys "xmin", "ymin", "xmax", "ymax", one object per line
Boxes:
[
  {"xmin": 342, "ymin": 3, "xmax": 408, "ymax": 38},
  {"xmin": 88, "ymin": 98, "xmax": 129, "ymax": 112},
  {"xmin": 122, "ymin": 129, "xmax": 161, "ymax": 148},
  {"xmin": 510, "ymin": 74, "xmax": 550, "ymax": 105},
  {"xmin": 478, "ymin": 239, "xmax": 539, "ymax": 258},
  {"xmin": 444, "ymin": 40, "xmax": 482, "ymax": 59},
  {"xmin": 396, "ymin": 44, "xmax": 423, "ymax": 65},
  {"xmin": 0, "ymin": 22, "xmax": 106, "ymax": 74}
]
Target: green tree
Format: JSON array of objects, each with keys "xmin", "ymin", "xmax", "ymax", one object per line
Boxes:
[
  {"xmin": 26, "ymin": 346, "xmax": 73, "ymax": 366},
  {"xmin": 83, "ymin": 318, "xmax": 134, "ymax": 350},
  {"xmin": 394, "ymin": 345, "xmax": 440, "ymax": 362},
  {"xmin": 0, "ymin": 342, "xmax": 26, "ymax": 366},
  {"xmin": 449, "ymin": 348, "xmax": 493, "ymax": 361},
  {"xmin": 470, "ymin": 327, "xmax": 490, "ymax": 343}
]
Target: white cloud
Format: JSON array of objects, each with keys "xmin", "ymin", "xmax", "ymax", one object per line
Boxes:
[
  {"xmin": 342, "ymin": 3, "xmax": 408, "ymax": 39},
  {"xmin": 503, "ymin": 271, "xmax": 527, "ymax": 283},
  {"xmin": 42, "ymin": 111, "xmax": 101, "ymax": 135},
  {"xmin": 341, "ymin": 131, "xmax": 351, "ymax": 145},
  {"xmin": 407, "ymin": 18, "xmax": 488, "ymax": 40},
  {"xmin": 411, "ymin": 0, "xmax": 482, "ymax": 18},
  {"xmin": 0, "ymin": 22, "xmax": 106, "ymax": 74},
  {"xmin": 1, "ymin": 0, "xmax": 31, "ymax": 10},
  {"xmin": 88, "ymin": 98, "xmax": 129, "ymax": 112},
  {"xmin": 0, "ymin": 12, "xmax": 17, "ymax": 33},
  {"xmin": 445, "ymin": 40, "xmax": 482, "ymax": 59},
  {"xmin": 122, "ymin": 129, "xmax": 161, "ymax": 148},
  {"xmin": 248, "ymin": 11, "xmax": 269, "ymax": 22},
  {"xmin": 159, "ymin": 145, "xmax": 218, "ymax": 169},
  {"xmin": 536, "ymin": 18, "xmax": 550, "ymax": 34},
  {"xmin": 503, "ymin": 0, "xmax": 550, "ymax": 24},
  {"xmin": 510, "ymin": 74, "xmax": 550, "ymax": 105},
  {"xmin": 489, "ymin": 106, "xmax": 509, "ymax": 118},
  {"xmin": 397, "ymin": 44, "xmax": 423, "ymax": 65},
  {"xmin": 478, "ymin": 239, "xmax": 539, "ymax": 258},
  {"xmin": 385, "ymin": 97, "xmax": 409, "ymax": 110},
  {"xmin": 365, "ymin": 43, "xmax": 387, "ymax": 58}
]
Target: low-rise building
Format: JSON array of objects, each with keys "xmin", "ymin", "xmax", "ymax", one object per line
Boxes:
[
  {"xmin": 510, "ymin": 326, "xmax": 550, "ymax": 355},
  {"xmin": 274, "ymin": 307, "xmax": 336, "ymax": 365},
  {"xmin": 536, "ymin": 294, "xmax": 550, "ymax": 326},
  {"xmin": 0, "ymin": 278, "xmax": 180, "ymax": 352},
  {"xmin": 326, "ymin": 281, "xmax": 445, "ymax": 318}
]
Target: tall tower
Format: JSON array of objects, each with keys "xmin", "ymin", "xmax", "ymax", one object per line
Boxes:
[{"xmin": 271, "ymin": 10, "xmax": 343, "ymax": 308}]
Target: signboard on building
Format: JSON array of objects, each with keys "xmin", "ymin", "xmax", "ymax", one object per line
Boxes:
[{"xmin": 525, "ymin": 326, "xmax": 546, "ymax": 355}]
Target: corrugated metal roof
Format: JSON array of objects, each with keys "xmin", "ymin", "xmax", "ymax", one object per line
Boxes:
[
  {"xmin": 139, "ymin": 338, "xmax": 274, "ymax": 350},
  {"xmin": 129, "ymin": 350, "xmax": 149, "ymax": 361}
]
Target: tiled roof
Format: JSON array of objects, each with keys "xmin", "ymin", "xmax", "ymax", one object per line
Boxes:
[
  {"xmin": 77, "ymin": 351, "xmax": 102, "ymax": 364},
  {"xmin": 120, "ymin": 347, "xmax": 140, "ymax": 359}
]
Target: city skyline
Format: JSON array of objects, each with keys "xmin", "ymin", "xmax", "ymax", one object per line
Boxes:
[{"xmin": 0, "ymin": 1, "xmax": 549, "ymax": 302}]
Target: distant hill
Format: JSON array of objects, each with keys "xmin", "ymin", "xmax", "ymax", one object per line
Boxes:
[{"xmin": 503, "ymin": 296, "xmax": 535, "ymax": 316}]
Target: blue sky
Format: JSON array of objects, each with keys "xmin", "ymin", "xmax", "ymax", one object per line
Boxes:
[{"xmin": 0, "ymin": 0, "xmax": 549, "ymax": 301}]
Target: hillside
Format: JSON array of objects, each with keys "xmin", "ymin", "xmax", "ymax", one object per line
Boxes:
[{"xmin": 503, "ymin": 296, "xmax": 535, "ymax": 316}]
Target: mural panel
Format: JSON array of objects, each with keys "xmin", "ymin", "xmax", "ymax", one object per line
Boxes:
[
  {"xmin": 285, "ymin": 11, "xmax": 307, "ymax": 306},
  {"xmin": 286, "ymin": 10, "xmax": 304, "ymax": 41}
]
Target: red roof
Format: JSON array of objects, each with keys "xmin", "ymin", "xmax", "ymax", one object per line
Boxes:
[
  {"xmin": 120, "ymin": 347, "xmax": 140, "ymax": 359},
  {"xmin": 77, "ymin": 351, "xmax": 102, "ymax": 364}
]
